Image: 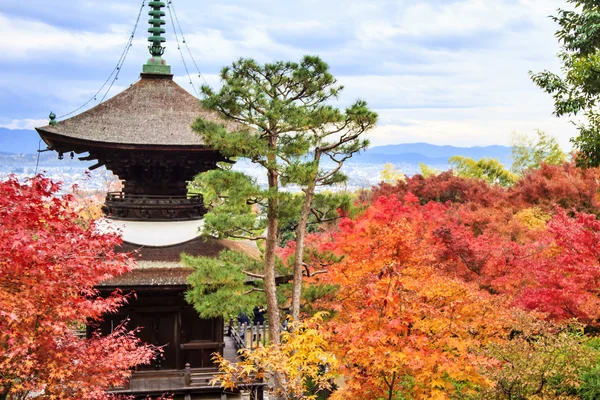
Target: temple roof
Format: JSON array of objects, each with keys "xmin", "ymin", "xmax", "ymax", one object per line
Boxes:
[
  {"xmin": 98, "ymin": 237, "xmax": 262, "ymax": 288},
  {"xmin": 117, "ymin": 236, "xmax": 261, "ymax": 262},
  {"xmin": 35, "ymin": 74, "xmax": 236, "ymax": 150},
  {"xmin": 100, "ymin": 265, "xmax": 193, "ymax": 287}
]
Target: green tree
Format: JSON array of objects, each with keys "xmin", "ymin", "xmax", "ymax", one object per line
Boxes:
[
  {"xmin": 187, "ymin": 170, "xmax": 356, "ymax": 320},
  {"xmin": 449, "ymin": 156, "xmax": 517, "ymax": 187},
  {"xmin": 191, "ymin": 56, "xmax": 377, "ymax": 341},
  {"xmin": 530, "ymin": 0, "xmax": 600, "ymax": 167},
  {"xmin": 510, "ymin": 130, "xmax": 566, "ymax": 175},
  {"xmin": 184, "ymin": 250, "xmax": 267, "ymax": 320}
]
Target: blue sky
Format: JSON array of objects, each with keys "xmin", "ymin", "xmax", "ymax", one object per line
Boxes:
[{"xmin": 0, "ymin": 0, "xmax": 577, "ymax": 149}]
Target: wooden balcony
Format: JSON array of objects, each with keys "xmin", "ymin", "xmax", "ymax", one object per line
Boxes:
[{"xmin": 103, "ymin": 192, "xmax": 207, "ymax": 221}]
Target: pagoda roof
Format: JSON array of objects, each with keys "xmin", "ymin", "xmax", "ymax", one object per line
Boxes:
[
  {"xmin": 35, "ymin": 73, "xmax": 236, "ymax": 150},
  {"xmin": 98, "ymin": 237, "xmax": 263, "ymax": 288}
]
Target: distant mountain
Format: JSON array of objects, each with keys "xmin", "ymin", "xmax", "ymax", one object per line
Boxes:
[
  {"xmin": 347, "ymin": 152, "xmax": 450, "ymax": 166},
  {"xmin": 0, "ymin": 128, "xmax": 42, "ymax": 154},
  {"xmin": 0, "ymin": 128, "xmax": 514, "ymax": 168},
  {"xmin": 351, "ymin": 143, "xmax": 513, "ymax": 167}
]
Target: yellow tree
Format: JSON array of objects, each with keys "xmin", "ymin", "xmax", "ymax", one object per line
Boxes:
[
  {"xmin": 380, "ymin": 163, "xmax": 406, "ymax": 185},
  {"xmin": 211, "ymin": 313, "xmax": 338, "ymax": 400},
  {"xmin": 510, "ymin": 130, "xmax": 566, "ymax": 176},
  {"xmin": 449, "ymin": 156, "xmax": 517, "ymax": 187}
]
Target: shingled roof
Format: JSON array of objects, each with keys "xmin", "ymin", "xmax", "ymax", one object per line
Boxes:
[
  {"xmin": 36, "ymin": 74, "xmax": 237, "ymax": 149},
  {"xmin": 98, "ymin": 237, "xmax": 262, "ymax": 288}
]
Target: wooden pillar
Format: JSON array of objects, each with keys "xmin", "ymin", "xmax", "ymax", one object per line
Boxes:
[
  {"xmin": 184, "ymin": 363, "xmax": 191, "ymax": 387},
  {"xmin": 175, "ymin": 311, "xmax": 181, "ymax": 369}
]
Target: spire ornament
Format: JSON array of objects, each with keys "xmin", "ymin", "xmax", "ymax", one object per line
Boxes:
[
  {"xmin": 48, "ymin": 111, "xmax": 57, "ymax": 126},
  {"xmin": 143, "ymin": 1, "xmax": 171, "ymax": 75}
]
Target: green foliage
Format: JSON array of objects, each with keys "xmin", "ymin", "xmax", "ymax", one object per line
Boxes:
[
  {"xmin": 190, "ymin": 55, "xmax": 377, "ymax": 328},
  {"xmin": 479, "ymin": 317, "xmax": 598, "ymax": 400},
  {"xmin": 301, "ymin": 283, "xmax": 339, "ymax": 309},
  {"xmin": 190, "ymin": 169, "xmax": 355, "ymax": 246},
  {"xmin": 191, "ymin": 169, "xmax": 266, "ymax": 240},
  {"xmin": 572, "ymin": 111, "xmax": 600, "ymax": 167},
  {"xmin": 579, "ymin": 365, "xmax": 600, "ymax": 400},
  {"xmin": 184, "ymin": 250, "xmax": 265, "ymax": 319},
  {"xmin": 577, "ymin": 337, "xmax": 600, "ymax": 399},
  {"xmin": 448, "ymin": 156, "xmax": 517, "ymax": 187},
  {"xmin": 530, "ymin": 0, "xmax": 600, "ymax": 167},
  {"xmin": 193, "ymin": 55, "xmax": 376, "ymax": 217},
  {"xmin": 278, "ymin": 191, "xmax": 355, "ymax": 246},
  {"xmin": 194, "ymin": 56, "xmax": 375, "ymax": 173},
  {"xmin": 511, "ymin": 130, "xmax": 566, "ymax": 175}
]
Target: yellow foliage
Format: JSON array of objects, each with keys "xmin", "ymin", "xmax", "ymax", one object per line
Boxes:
[
  {"xmin": 512, "ymin": 207, "xmax": 551, "ymax": 231},
  {"xmin": 380, "ymin": 163, "xmax": 406, "ymax": 185},
  {"xmin": 212, "ymin": 313, "xmax": 338, "ymax": 400},
  {"xmin": 419, "ymin": 162, "xmax": 440, "ymax": 178}
]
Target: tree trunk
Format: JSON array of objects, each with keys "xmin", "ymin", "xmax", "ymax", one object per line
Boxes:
[
  {"xmin": 291, "ymin": 180, "xmax": 317, "ymax": 320},
  {"xmin": 264, "ymin": 147, "xmax": 281, "ymax": 345},
  {"xmin": 265, "ymin": 139, "xmax": 283, "ymax": 400}
]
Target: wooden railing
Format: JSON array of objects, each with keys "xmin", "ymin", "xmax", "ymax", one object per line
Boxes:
[
  {"xmin": 183, "ymin": 363, "xmax": 266, "ymax": 399},
  {"xmin": 103, "ymin": 191, "xmax": 207, "ymax": 220},
  {"xmin": 227, "ymin": 320, "xmax": 270, "ymax": 349}
]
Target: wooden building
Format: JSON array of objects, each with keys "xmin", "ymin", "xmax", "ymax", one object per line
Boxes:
[{"xmin": 35, "ymin": 2, "xmax": 257, "ymax": 398}]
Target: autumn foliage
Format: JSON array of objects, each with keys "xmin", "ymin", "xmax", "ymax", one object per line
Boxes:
[
  {"xmin": 0, "ymin": 176, "xmax": 156, "ymax": 399},
  {"xmin": 212, "ymin": 313, "xmax": 337, "ymax": 400},
  {"xmin": 271, "ymin": 161, "xmax": 600, "ymax": 399},
  {"xmin": 310, "ymin": 195, "xmax": 511, "ymax": 398}
]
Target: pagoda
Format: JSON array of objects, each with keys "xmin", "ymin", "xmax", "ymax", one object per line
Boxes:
[{"xmin": 35, "ymin": 2, "xmax": 257, "ymax": 398}]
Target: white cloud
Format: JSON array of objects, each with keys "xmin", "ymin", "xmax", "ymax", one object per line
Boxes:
[
  {"xmin": 0, "ymin": 14, "xmax": 137, "ymax": 60},
  {"xmin": 0, "ymin": 119, "xmax": 48, "ymax": 130},
  {"xmin": 0, "ymin": 0, "xmax": 579, "ymax": 151}
]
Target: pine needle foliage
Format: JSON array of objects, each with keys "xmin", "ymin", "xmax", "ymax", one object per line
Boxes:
[{"xmin": 189, "ymin": 55, "xmax": 377, "ymax": 334}]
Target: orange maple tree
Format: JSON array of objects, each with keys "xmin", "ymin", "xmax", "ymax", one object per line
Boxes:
[
  {"xmin": 311, "ymin": 195, "xmax": 514, "ymax": 399},
  {"xmin": 0, "ymin": 176, "xmax": 156, "ymax": 399}
]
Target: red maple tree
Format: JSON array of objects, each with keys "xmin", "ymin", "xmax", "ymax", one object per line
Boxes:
[{"xmin": 0, "ymin": 176, "xmax": 156, "ymax": 399}]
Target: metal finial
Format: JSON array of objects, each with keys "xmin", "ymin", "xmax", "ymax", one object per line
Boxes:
[
  {"xmin": 49, "ymin": 112, "xmax": 57, "ymax": 126},
  {"xmin": 142, "ymin": 1, "xmax": 171, "ymax": 75},
  {"xmin": 147, "ymin": 1, "xmax": 166, "ymax": 57}
]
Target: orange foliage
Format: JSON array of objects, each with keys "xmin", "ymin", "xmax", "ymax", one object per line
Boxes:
[
  {"xmin": 277, "ymin": 161, "xmax": 600, "ymax": 398},
  {"xmin": 314, "ymin": 196, "xmax": 513, "ymax": 399}
]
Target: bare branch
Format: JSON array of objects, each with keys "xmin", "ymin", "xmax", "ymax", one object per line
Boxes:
[
  {"xmin": 242, "ymin": 270, "xmax": 266, "ymax": 279},
  {"xmin": 304, "ymin": 269, "xmax": 328, "ymax": 277},
  {"xmin": 302, "ymin": 262, "xmax": 331, "ymax": 278},
  {"xmin": 243, "ymin": 287, "xmax": 265, "ymax": 295},
  {"xmin": 224, "ymin": 232, "xmax": 265, "ymax": 241},
  {"xmin": 316, "ymin": 156, "xmax": 350, "ymax": 183}
]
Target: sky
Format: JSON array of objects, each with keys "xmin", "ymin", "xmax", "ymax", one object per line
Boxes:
[{"xmin": 0, "ymin": 0, "xmax": 579, "ymax": 149}]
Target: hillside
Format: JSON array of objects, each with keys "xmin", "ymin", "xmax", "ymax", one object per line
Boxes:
[{"xmin": 353, "ymin": 143, "xmax": 513, "ymax": 167}]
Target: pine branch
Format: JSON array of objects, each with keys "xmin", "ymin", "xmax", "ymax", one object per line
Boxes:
[
  {"xmin": 243, "ymin": 287, "xmax": 265, "ymax": 295},
  {"xmin": 242, "ymin": 270, "xmax": 266, "ymax": 279}
]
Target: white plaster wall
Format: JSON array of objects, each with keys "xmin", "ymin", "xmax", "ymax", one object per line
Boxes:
[{"xmin": 97, "ymin": 218, "xmax": 205, "ymax": 246}]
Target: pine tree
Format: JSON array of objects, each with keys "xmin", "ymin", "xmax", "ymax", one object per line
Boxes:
[{"xmin": 190, "ymin": 56, "xmax": 377, "ymax": 339}]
